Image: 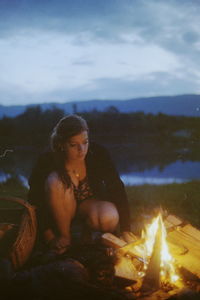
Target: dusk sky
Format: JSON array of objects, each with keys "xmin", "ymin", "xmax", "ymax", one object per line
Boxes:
[{"xmin": 0, "ymin": 0, "xmax": 200, "ymax": 106}]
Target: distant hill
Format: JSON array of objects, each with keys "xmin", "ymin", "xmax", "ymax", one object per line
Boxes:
[{"xmin": 1, "ymin": 94, "xmax": 200, "ymax": 118}]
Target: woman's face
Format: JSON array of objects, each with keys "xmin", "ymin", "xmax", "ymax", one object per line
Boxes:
[{"xmin": 64, "ymin": 130, "xmax": 89, "ymax": 161}]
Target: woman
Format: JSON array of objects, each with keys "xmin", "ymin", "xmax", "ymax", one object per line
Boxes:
[{"xmin": 28, "ymin": 115, "xmax": 130, "ymax": 254}]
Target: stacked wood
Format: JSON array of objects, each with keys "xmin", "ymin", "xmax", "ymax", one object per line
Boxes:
[
  {"xmin": 102, "ymin": 214, "xmax": 200, "ymax": 289},
  {"xmin": 162, "ymin": 214, "xmax": 200, "ymax": 278},
  {"xmin": 102, "ymin": 233, "xmax": 127, "ymax": 249},
  {"xmin": 102, "ymin": 233, "xmax": 143, "ymax": 284},
  {"xmin": 164, "ymin": 215, "xmax": 183, "ymax": 230},
  {"xmin": 167, "ymin": 224, "xmax": 200, "ymax": 278},
  {"xmin": 102, "ymin": 232, "xmax": 144, "ymax": 260}
]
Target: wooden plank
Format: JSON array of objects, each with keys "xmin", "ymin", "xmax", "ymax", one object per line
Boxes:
[
  {"xmin": 165, "ymin": 216, "xmax": 200, "ymax": 278},
  {"xmin": 114, "ymin": 256, "xmax": 140, "ymax": 282},
  {"xmin": 180, "ymin": 224, "xmax": 200, "ymax": 242},
  {"xmin": 117, "ymin": 241, "xmax": 147, "ymax": 262},
  {"xmin": 164, "ymin": 215, "xmax": 183, "ymax": 229},
  {"xmin": 167, "ymin": 230, "xmax": 200, "ymax": 278},
  {"xmin": 102, "ymin": 233, "xmax": 145, "ymax": 282},
  {"xmin": 168, "ymin": 241, "xmax": 188, "ymax": 256},
  {"xmin": 165, "ymin": 215, "xmax": 183, "ymax": 226},
  {"xmin": 120, "ymin": 232, "xmax": 138, "ymax": 244},
  {"xmin": 101, "ymin": 233, "xmax": 127, "ymax": 248},
  {"xmin": 164, "ymin": 220, "xmax": 174, "ymax": 229},
  {"xmin": 102, "ymin": 232, "xmax": 146, "ymax": 261},
  {"xmin": 102, "ymin": 221, "xmax": 200, "ymax": 280}
]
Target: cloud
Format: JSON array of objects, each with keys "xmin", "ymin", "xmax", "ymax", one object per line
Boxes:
[
  {"xmin": 0, "ymin": 0, "xmax": 200, "ymax": 105},
  {"xmin": 1, "ymin": 69, "xmax": 198, "ymax": 106},
  {"xmin": 0, "ymin": 29, "xmax": 181, "ymax": 99},
  {"xmin": 0, "ymin": 0, "xmax": 121, "ymax": 38},
  {"xmin": 1, "ymin": 1, "xmax": 200, "ymax": 53},
  {"xmin": 75, "ymin": 72, "xmax": 200, "ymax": 100}
]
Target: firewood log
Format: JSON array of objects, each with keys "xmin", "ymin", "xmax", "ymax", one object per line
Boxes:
[{"xmin": 167, "ymin": 224, "xmax": 200, "ymax": 278}]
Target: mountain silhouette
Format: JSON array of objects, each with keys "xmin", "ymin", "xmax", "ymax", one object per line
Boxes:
[{"xmin": 1, "ymin": 94, "xmax": 200, "ymax": 118}]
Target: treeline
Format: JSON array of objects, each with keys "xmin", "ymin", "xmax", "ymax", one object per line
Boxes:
[
  {"xmin": 0, "ymin": 106, "xmax": 64, "ymax": 148},
  {"xmin": 1, "ymin": 105, "xmax": 200, "ymax": 160}
]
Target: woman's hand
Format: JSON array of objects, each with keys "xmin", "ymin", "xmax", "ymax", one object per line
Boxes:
[{"xmin": 48, "ymin": 236, "xmax": 70, "ymax": 254}]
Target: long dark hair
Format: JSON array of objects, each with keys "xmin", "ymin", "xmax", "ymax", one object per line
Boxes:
[{"xmin": 50, "ymin": 115, "xmax": 88, "ymax": 187}]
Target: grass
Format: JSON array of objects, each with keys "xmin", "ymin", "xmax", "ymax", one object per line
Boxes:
[
  {"xmin": 0, "ymin": 177, "xmax": 28, "ymax": 208},
  {"xmin": 126, "ymin": 181, "xmax": 200, "ymax": 230},
  {"xmin": 0, "ymin": 178, "xmax": 200, "ymax": 228}
]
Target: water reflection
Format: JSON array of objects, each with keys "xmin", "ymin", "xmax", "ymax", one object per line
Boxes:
[
  {"xmin": 1, "ymin": 151, "xmax": 200, "ymax": 186},
  {"xmin": 0, "ymin": 172, "xmax": 29, "ymax": 188},
  {"xmin": 120, "ymin": 160, "xmax": 200, "ymax": 185},
  {"xmin": 0, "ymin": 172, "xmax": 11, "ymax": 183},
  {"xmin": 121, "ymin": 175, "xmax": 187, "ymax": 185}
]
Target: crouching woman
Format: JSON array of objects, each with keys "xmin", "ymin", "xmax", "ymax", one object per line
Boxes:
[{"xmin": 28, "ymin": 115, "xmax": 131, "ymax": 254}]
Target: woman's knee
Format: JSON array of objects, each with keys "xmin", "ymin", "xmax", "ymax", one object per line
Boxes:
[
  {"xmin": 86, "ymin": 211, "xmax": 99, "ymax": 230},
  {"xmin": 86, "ymin": 201, "xmax": 119, "ymax": 232},
  {"xmin": 98, "ymin": 203, "xmax": 119, "ymax": 232}
]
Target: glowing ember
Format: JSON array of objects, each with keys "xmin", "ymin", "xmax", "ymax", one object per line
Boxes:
[{"xmin": 141, "ymin": 214, "xmax": 180, "ymax": 285}]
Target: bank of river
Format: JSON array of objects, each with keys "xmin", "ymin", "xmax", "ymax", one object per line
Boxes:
[{"xmin": 121, "ymin": 160, "xmax": 200, "ymax": 185}]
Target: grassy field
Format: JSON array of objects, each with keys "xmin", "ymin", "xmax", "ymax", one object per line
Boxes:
[
  {"xmin": 126, "ymin": 181, "xmax": 200, "ymax": 230},
  {"xmin": 0, "ymin": 177, "xmax": 200, "ymax": 228}
]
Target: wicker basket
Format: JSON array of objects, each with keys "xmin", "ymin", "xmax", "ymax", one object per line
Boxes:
[{"xmin": 0, "ymin": 197, "xmax": 37, "ymax": 270}]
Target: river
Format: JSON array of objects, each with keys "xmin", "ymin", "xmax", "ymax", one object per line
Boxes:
[
  {"xmin": 1, "ymin": 159, "xmax": 200, "ymax": 187},
  {"xmin": 120, "ymin": 160, "xmax": 200, "ymax": 185}
]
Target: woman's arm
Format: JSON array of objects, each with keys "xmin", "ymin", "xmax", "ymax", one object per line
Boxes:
[{"xmin": 44, "ymin": 172, "xmax": 76, "ymax": 251}]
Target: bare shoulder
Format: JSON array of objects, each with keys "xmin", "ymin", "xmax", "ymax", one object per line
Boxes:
[{"xmin": 45, "ymin": 171, "xmax": 63, "ymax": 188}]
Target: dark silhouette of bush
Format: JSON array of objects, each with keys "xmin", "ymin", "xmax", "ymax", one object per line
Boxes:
[{"xmin": 1, "ymin": 107, "xmax": 200, "ymax": 162}]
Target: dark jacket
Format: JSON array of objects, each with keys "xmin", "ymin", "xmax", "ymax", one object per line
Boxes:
[{"xmin": 28, "ymin": 143, "xmax": 131, "ymax": 233}]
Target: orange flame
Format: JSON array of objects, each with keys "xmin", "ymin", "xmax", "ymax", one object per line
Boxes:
[{"xmin": 141, "ymin": 214, "xmax": 179, "ymax": 284}]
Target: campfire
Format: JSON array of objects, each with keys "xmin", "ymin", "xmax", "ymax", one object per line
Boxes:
[
  {"xmin": 140, "ymin": 214, "xmax": 180, "ymax": 288},
  {"xmin": 102, "ymin": 212, "xmax": 200, "ymax": 299}
]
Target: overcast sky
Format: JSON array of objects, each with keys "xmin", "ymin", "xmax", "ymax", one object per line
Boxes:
[{"xmin": 0, "ymin": 0, "xmax": 200, "ymax": 106}]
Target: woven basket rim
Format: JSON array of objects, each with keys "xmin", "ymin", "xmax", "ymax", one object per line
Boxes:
[
  {"xmin": 0, "ymin": 196, "xmax": 36, "ymax": 210},
  {"xmin": 0, "ymin": 197, "xmax": 37, "ymax": 269}
]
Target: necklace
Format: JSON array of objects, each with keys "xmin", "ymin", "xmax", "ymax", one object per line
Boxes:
[
  {"xmin": 72, "ymin": 170, "xmax": 80, "ymax": 179},
  {"xmin": 67, "ymin": 168, "xmax": 80, "ymax": 179}
]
